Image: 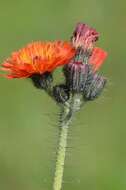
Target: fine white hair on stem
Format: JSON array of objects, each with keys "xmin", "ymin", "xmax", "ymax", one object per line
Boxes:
[{"xmin": 53, "ymin": 94, "xmax": 83, "ymax": 190}]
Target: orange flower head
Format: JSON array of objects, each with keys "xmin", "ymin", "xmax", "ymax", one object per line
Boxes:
[{"xmin": 1, "ymin": 41, "xmax": 75, "ymax": 78}]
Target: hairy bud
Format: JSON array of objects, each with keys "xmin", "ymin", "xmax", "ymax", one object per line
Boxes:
[
  {"xmin": 31, "ymin": 72, "xmax": 53, "ymax": 89},
  {"xmin": 71, "ymin": 23, "xmax": 99, "ymax": 51},
  {"xmin": 53, "ymin": 84, "xmax": 70, "ymax": 103},
  {"xmin": 84, "ymin": 74, "xmax": 107, "ymax": 100},
  {"xmin": 64, "ymin": 61, "xmax": 91, "ymax": 93}
]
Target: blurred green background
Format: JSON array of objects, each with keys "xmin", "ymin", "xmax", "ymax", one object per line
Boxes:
[{"xmin": 0, "ymin": 0, "xmax": 125, "ymax": 190}]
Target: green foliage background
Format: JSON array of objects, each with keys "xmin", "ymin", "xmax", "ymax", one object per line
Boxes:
[{"xmin": 0, "ymin": 0, "xmax": 125, "ymax": 189}]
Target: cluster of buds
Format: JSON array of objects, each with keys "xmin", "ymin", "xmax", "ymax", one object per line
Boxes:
[
  {"xmin": 1, "ymin": 23, "xmax": 107, "ymax": 107},
  {"xmin": 52, "ymin": 23, "xmax": 107, "ymax": 104}
]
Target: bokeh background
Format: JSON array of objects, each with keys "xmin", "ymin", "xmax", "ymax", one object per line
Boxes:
[{"xmin": 0, "ymin": 0, "xmax": 125, "ymax": 190}]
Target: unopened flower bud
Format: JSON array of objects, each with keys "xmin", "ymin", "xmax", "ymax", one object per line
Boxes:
[
  {"xmin": 64, "ymin": 61, "xmax": 90, "ymax": 93},
  {"xmin": 71, "ymin": 23, "xmax": 99, "ymax": 51},
  {"xmin": 53, "ymin": 84, "xmax": 69, "ymax": 103},
  {"xmin": 84, "ymin": 74, "xmax": 107, "ymax": 100}
]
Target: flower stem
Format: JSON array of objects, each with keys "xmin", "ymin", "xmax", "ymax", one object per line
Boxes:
[
  {"xmin": 53, "ymin": 105, "xmax": 72, "ymax": 190},
  {"xmin": 53, "ymin": 94, "xmax": 82, "ymax": 190}
]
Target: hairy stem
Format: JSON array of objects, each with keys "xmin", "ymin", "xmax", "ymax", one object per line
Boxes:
[
  {"xmin": 53, "ymin": 105, "xmax": 72, "ymax": 190},
  {"xmin": 53, "ymin": 94, "xmax": 82, "ymax": 190}
]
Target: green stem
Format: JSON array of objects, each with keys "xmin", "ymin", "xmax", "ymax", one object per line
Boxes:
[
  {"xmin": 53, "ymin": 94, "xmax": 82, "ymax": 190},
  {"xmin": 53, "ymin": 105, "xmax": 72, "ymax": 190}
]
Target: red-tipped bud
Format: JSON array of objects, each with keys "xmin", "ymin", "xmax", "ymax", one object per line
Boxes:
[{"xmin": 72, "ymin": 23, "xmax": 99, "ymax": 51}]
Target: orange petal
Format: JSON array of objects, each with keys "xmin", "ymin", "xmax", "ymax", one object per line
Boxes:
[{"xmin": 89, "ymin": 47, "xmax": 107, "ymax": 71}]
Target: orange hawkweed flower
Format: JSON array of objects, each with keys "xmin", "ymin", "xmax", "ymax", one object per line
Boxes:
[{"xmin": 1, "ymin": 41, "xmax": 75, "ymax": 78}]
